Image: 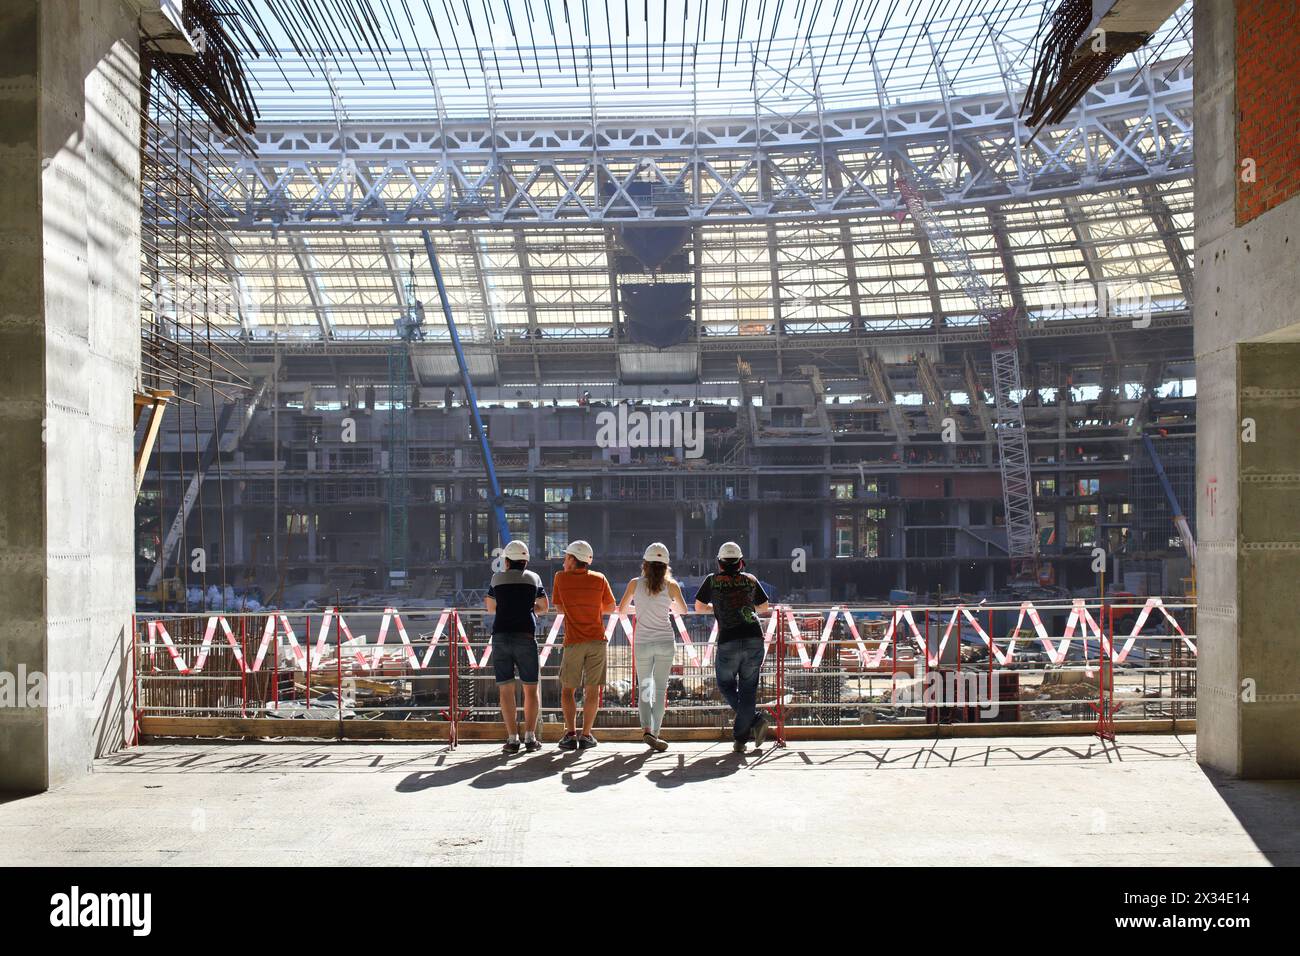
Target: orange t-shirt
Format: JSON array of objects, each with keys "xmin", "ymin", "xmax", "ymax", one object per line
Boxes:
[{"xmin": 551, "ymin": 568, "xmax": 616, "ymax": 644}]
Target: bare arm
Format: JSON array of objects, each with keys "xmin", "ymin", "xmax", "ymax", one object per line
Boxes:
[
  {"xmin": 485, "ymin": 595, "xmax": 497, "ymax": 613},
  {"xmin": 667, "ymin": 580, "xmax": 688, "ymax": 615},
  {"xmin": 534, "ymin": 595, "xmax": 549, "ymax": 614},
  {"xmin": 695, "ymin": 578, "xmax": 712, "ymax": 614},
  {"xmin": 617, "ymin": 579, "xmax": 637, "ymax": 616},
  {"xmin": 755, "ymin": 601, "xmax": 771, "ymax": 615}
]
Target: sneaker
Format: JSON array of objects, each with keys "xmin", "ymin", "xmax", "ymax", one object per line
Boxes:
[
  {"xmin": 751, "ymin": 714, "xmax": 768, "ymax": 749},
  {"xmin": 578, "ymin": 733, "xmax": 598, "ymax": 750},
  {"xmin": 524, "ymin": 737, "xmax": 542, "ymax": 753},
  {"xmin": 733, "ymin": 740, "xmax": 747, "ymax": 754},
  {"xmin": 644, "ymin": 732, "xmax": 668, "ymax": 753},
  {"xmin": 558, "ymin": 731, "xmax": 578, "ymax": 751},
  {"xmin": 502, "ymin": 739, "xmax": 522, "ymax": 755}
]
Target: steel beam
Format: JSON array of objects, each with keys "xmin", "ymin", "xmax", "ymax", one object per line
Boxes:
[{"xmin": 199, "ymin": 61, "xmax": 1192, "ymax": 231}]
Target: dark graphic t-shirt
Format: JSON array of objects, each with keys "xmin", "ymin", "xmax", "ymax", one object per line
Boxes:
[{"xmin": 695, "ymin": 572, "xmax": 770, "ymax": 642}]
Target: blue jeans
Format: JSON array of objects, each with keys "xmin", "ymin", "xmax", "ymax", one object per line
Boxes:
[{"xmin": 715, "ymin": 637, "xmax": 766, "ymax": 742}]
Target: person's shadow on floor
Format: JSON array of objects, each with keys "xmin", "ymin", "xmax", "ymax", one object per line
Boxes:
[
  {"xmin": 560, "ymin": 751, "xmax": 654, "ymax": 793},
  {"xmin": 395, "ymin": 752, "xmax": 509, "ymax": 792},
  {"xmin": 470, "ymin": 748, "xmax": 581, "ymax": 789},
  {"xmin": 646, "ymin": 749, "xmax": 746, "ymax": 788}
]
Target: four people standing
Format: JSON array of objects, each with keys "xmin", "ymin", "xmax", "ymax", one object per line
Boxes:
[{"xmin": 486, "ymin": 538, "xmax": 771, "ymax": 754}]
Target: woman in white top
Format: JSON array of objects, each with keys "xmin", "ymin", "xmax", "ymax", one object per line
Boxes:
[{"xmin": 617, "ymin": 542, "xmax": 688, "ymax": 751}]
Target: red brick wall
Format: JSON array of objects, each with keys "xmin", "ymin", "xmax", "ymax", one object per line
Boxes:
[
  {"xmin": 1236, "ymin": 0, "xmax": 1300, "ymax": 225},
  {"xmin": 952, "ymin": 474, "xmax": 1002, "ymax": 498},
  {"xmin": 898, "ymin": 475, "xmax": 944, "ymax": 498}
]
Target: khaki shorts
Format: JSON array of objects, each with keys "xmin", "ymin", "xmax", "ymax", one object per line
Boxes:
[{"xmin": 559, "ymin": 640, "xmax": 608, "ymax": 689}]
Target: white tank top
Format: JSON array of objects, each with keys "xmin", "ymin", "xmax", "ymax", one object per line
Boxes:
[{"xmin": 633, "ymin": 577, "xmax": 676, "ymax": 642}]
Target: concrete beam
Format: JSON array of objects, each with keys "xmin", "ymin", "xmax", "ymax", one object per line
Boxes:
[
  {"xmin": 514, "ymin": 228, "xmax": 543, "ymax": 381},
  {"xmin": 287, "ymin": 234, "xmax": 335, "ymax": 340},
  {"xmin": 828, "ymin": 157, "xmax": 865, "ymax": 329},
  {"xmin": 986, "ymin": 206, "xmax": 1028, "ymax": 317},
  {"xmin": 1140, "ymin": 184, "xmax": 1194, "ymax": 305}
]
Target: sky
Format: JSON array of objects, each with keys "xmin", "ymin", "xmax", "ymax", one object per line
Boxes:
[{"xmin": 242, "ymin": 0, "xmax": 1048, "ymax": 69}]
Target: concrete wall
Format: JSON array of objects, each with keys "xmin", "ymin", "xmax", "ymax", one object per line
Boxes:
[
  {"xmin": 0, "ymin": 0, "xmax": 140, "ymax": 791},
  {"xmin": 1194, "ymin": 0, "xmax": 1300, "ymax": 777}
]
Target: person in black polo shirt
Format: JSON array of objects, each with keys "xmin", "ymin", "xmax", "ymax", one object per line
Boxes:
[
  {"xmin": 695, "ymin": 541, "xmax": 772, "ymax": 754},
  {"xmin": 485, "ymin": 540, "xmax": 549, "ymax": 754}
]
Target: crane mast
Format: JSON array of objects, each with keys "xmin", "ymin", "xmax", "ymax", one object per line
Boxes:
[{"xmin": 895, "ymin": 175, "xmax": 1039, "ymax": 575}]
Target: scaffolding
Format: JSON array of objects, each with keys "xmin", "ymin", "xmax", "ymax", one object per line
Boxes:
[{"xmin": 1130, "ymin": 434, "xmax": 1196, "ymax": 555}]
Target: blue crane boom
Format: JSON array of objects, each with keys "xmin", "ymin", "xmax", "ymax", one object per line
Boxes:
[
  {"xmin": 420, "ymin": 230, "xmax": 512, "ymax": 549},
  {"xmin": 1141, "ymin": 431, "xmax": 1197, "ymax": 565}
]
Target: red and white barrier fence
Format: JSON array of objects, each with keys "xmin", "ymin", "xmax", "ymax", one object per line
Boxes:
[{"xmin": 132, "ymin": 598, "xmax": 1197, "ymax": 747}]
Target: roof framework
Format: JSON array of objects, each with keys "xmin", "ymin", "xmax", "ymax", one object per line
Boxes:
[
  {"xmin": 158, "ymin": 9, "xmax": 1194, "ymax": 345},
  {"xmin": 204, "ymin": 173, "xmax": 1192, "ymax": 342}
]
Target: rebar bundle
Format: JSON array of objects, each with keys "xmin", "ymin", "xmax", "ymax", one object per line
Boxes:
[{"xmin": 1020, "ymin": 0, "xmax": 1140, "ymax": 131}]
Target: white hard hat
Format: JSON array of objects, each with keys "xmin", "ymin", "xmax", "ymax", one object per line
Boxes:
[
  {"xmin": 565, "ymin": 540, "xmax": 594, "ymax": 563},
  {"xmin": 717, "ymin": 541, "xmax": 744, "ymax": 560},
  {"xmin": 502, "ymin": 540, "xmax": 530, "ymax": 561},
  {"xmin": 643, "ymin": 542, "xmax": 671, "ymax": 563}
]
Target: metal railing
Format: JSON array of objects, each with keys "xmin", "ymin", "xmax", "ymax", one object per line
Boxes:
[{"xmin": 132, "ymin": 598, "xmax": 1197, "ymax": 745}]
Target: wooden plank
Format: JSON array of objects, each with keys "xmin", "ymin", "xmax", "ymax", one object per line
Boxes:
[
  {"xmin": 139, "ymin": 715, "xmax": 1193, "ymax": 743},
  {"xmin": 133, "ymin": 390, "xmax": 172, "ymax": 495}
]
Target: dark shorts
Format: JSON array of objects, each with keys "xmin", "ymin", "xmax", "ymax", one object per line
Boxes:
[{"xmin": 491, "ymin": 632, "xmax": 540, "ymax": 685}]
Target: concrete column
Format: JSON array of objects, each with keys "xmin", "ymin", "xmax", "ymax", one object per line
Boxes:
[
  {"xmin": 1194, "ymin": 0, "xmax": 1300, "ymax": 777},
  {"xmin": 748, "ymin": 508, "xmax": 759, "ymax": 559},
  {"xmin": 452, "ymin": 495, "xmax": 467, "ymax": 562},
  {"xmin": 530, "ymin": 505, "xmax": 544, "ymax": 558},
  {"xmin": 674, "ymin": 508, "xmax": 684, "ymax": 559},
  {"xmin": 0, "ymin": 0, "xmax": 141, "ymax": 791},
  {"xmin": 894, "ymin": 508, "xmax": 907, "ymax": 590}
]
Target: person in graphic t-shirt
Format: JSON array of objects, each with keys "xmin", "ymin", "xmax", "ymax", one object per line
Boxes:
[{"xmin": 695, "ymin": 542, "xmax": 771, "ymax": 753}]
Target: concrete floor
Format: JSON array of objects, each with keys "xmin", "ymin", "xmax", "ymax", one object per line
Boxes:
[{"xmin": 1, "ymin": 734, "xmax": 1297, "ymax": 866}]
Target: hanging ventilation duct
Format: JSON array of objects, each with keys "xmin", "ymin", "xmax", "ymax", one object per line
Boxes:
[{"xmin": 620, "ymin": 282, "xmax": 694, "ymax": 349}]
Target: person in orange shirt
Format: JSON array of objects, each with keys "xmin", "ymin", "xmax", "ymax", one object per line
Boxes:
[{"xmin": 551, "ymin": 540, "xmax": 616, "ymax": 750}]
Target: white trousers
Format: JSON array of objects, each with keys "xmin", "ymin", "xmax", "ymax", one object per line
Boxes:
[{"xmin": 634, "ymin": 639, "xmax": 674, "ymax": 735}]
